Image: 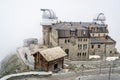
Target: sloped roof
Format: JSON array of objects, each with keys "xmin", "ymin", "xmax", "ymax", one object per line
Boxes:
[
  {"xmin": 39, "ymin": 47, "xmax": 67, "ymax": 61},
  {"xmin": 90, "ymin": 36, "xmax": 116, "ymax": 44},
  {"xmin": 52, "ymin": 22, "xmax": 107, "ymax": 38},
  {"xmin": 51, "ymin": 22, "xmax": 106, "ymax": 30}
]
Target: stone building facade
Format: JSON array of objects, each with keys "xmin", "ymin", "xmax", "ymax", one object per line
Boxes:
[
  {"xmin": 40, "ymin": 10, "xmax": 116, "ymax": 61},
  {"xmin": 42, "ymin": 22, "xmax": 116, "ymax": 61}
]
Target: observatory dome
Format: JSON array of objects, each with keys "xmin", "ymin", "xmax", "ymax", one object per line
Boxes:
[
  {"xmin": 42, "ymin": 9, "xmax": 57, "ymax": 19},
  {"xmin": 40, "ymin": 9, "xmax": 58, "ymax": 25},
  {"xmin": 93, "ymin": 13, "xmax": 106, "ymax": 21},
  {"xmin": 42, "ymin": 11, "xmax": 50, "ymax": 19}
]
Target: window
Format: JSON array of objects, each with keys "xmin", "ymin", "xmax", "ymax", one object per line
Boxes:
[
  {"xmin": 79, "ymin": 53, "xmax": 81, "ymax": 56},
  {"xmin": 77, "ymin": 53, "xmax": 79, "ymax": 56},
  {"xmin": 83, "ymin": 53, "xmax": 84, "ymax": 56},
  {"xmin": 77, "ymin": 52, "xmax": 81, "ymax": 56},
  {"xmin": 98, "ymin": 45, "xmax": 100, "ymax": 48},
  {"xmin": 83, "ymin": 44, "xmax": 87, "ymax": 50},
  {"xmin": 65, "ymin": 40, "xmax": 67, "ymax": 43},
  {"xmin": 91, "ymin": 45, "xmax": 94, "ymax": 49},
  {"xmin": 84, "ymin": 53, "xmax": 86, "ymax": 56},
  {"xmin": 78, "ymin": 44, "xmax": 82, "ymax": 49},
  {"xmin": 54, "ymin": 64, "xmax": 58, "ymax": 70},
  {"xmin": 68, "ymin": 40, "xmax": 70, "ymax": 43},
  {"xmin": 78, "ymin": 38, "xmax": 82, "ymax": 41},
  {"xmin": 70, "ymin": 31, "xmax": 75, "ymax": 36},
  {"xmin": 110, "ymin": 51, "xmax": 112, "ymax": 53},
  {"xmin": 83, "ymin": 39, "xmax": 86, "ymax": 41},
  {"xmin": 82, "ymin": 52, "xmax": 86, "ymax": 56},
  {"xmin": 80, "ymin": 39, "xmax": 82, "ymax": 41},
  {"xmin": 65, "ymin": 39, "xmax": 70, "ymax": 43},
  {"xmin": 65, "ymin": 49, "xmax": 69, "ymax": 56}
]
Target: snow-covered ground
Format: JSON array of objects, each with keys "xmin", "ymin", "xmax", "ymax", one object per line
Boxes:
[
  {"xmin": 89, "ymin": 55, "xmax": 119, "ymax": 61},
  {"xmin": 89, "ymin": 55, "xmax": 100, "ymax": 59},
  {"xmin": 106, "ymin": 57, "xmax": 119, "ymax": 61}
]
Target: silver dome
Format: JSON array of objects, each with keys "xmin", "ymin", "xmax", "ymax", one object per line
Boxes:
[
  {"xmin": 93, "ymin": 13, "xmax": 106, "ymax": 21},
  {"xmin": 41, "ymin": 9, "xmax": 58, "ymax": 19},
  {"xmin": 93, "ymin": 13, "xmax": 106, "ymax": 24}
]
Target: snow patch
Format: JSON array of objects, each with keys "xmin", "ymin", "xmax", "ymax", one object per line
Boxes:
[
  {"xmin": 106, "ymin": 57, "xmax": 119, "ymax": 61},
  {"xmin": 89, "ymin": 55, "xmax": 100, "ymax": 59}
]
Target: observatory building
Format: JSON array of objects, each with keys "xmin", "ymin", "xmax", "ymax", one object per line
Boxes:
[{"xmin": 41, "ymin": 9, "xmax": 116, "ymax": 61}]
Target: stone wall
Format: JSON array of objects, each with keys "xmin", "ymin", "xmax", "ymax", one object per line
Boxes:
[{"xmin": 58, "ymin": 38, "xmax": 89, "ymax": 61}]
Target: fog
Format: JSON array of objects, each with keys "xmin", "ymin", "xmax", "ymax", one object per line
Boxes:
[{"xmin": 0, "ymin": 0, "xmax": 120, "ymax": 61}]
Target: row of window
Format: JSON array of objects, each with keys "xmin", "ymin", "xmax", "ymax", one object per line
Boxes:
[
  {"xmin": 65, "ymin": 39, "xmax": 70, "ymax": 43},
  {"xmin": 77, "ymin": 52, "xmax": 87, "ymax": 56},
  {"xmin": 65, "ymin": 38, "xmax": 87, "ymax": 43},
  {"xmin": 78, "ymin": 38, "xmax": 87, "ymax": 42},
  {"xmin": 78, "ymin": 44, "xmax": 87, "ymax": 50},
  {"xmin": 91, "ymin": 44, "xmax": 101, "ymax": 49},
  {"xmin": 91, "ymin": 33, "xmax": 106, "ymax": 37}
]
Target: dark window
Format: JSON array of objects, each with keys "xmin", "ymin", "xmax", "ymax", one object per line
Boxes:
[
  {"xmin": 84, "ymin": 53, "xmax": 86, "ymax": 56},
  {"xmin": 78, "ymin": 44, "xmax": 82, "ymax": 49},
  {"xmin": 83, "ymin": 53, "xmax": 84, "ymax": 56},
  {"xmin": 70, "ymin": 31, "xmax": 75, "ymax": 36},
  {"xmin": 80, "ymin": 39, "xmax": 82, "ymax": 41},
  {"xmin": 54, "ymin": 64, "xmax": 58, "ymax": 70},
  {"xmin": 92, "ymin": 45, "xmax": 94, "ymax": 49},
  {"xmin": 78, "ymin": 38, "xmax": 82, "ymax": 41},
  {"xmin": 83, "ymin": 39, "xmax": 86, "ymax": 41},
  {"xmin": 83, "ymin": 44, "xmax": 87, "ymax": 50},
  {"xmin": 65, "ymin": 40, "xmax": 67, "ymax": 43},
  {"xmin": 68, "ymin": 40, "xmax": 70, "ymax": 43},
  {"xmin": 98, "ymin": 45, "xmax": 100, "ymax": 48},
  {"xmin": 79, "ymin": 53, "xmax": 81, "ymax": 56},
  {"xmin": 110, "ymin": 51, "xmax": 112, "ymax": 53},
  {"xmin": 65, "ymin": 49, "xmax": 69, "ymax": 56},
  {"xmin": 77, "ymin": 53, "xmax": 79, "ymax": 56}
]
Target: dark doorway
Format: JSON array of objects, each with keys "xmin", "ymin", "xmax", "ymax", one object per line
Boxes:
[
  {"xmin": 54, "ymin": 64, "xmax": 58, "ymax": 70},
  {"xmin": 65, "ymin": 49, "xmax": 69, "ymax": 56}
]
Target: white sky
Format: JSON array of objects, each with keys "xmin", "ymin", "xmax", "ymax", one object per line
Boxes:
[{"xmin": 0, "ymin": 0, "xmax": 120, "ymax": 61}]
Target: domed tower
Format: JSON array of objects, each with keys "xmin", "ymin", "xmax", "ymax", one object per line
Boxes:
[{"xmin": 40, "ymin": 9, "xmax": 58, "ymax": 45}]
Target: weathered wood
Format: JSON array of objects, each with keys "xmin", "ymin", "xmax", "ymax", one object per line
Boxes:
[{"xmin": 33, "ymin": 52, "xmax": 64, "ymax": 72}]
